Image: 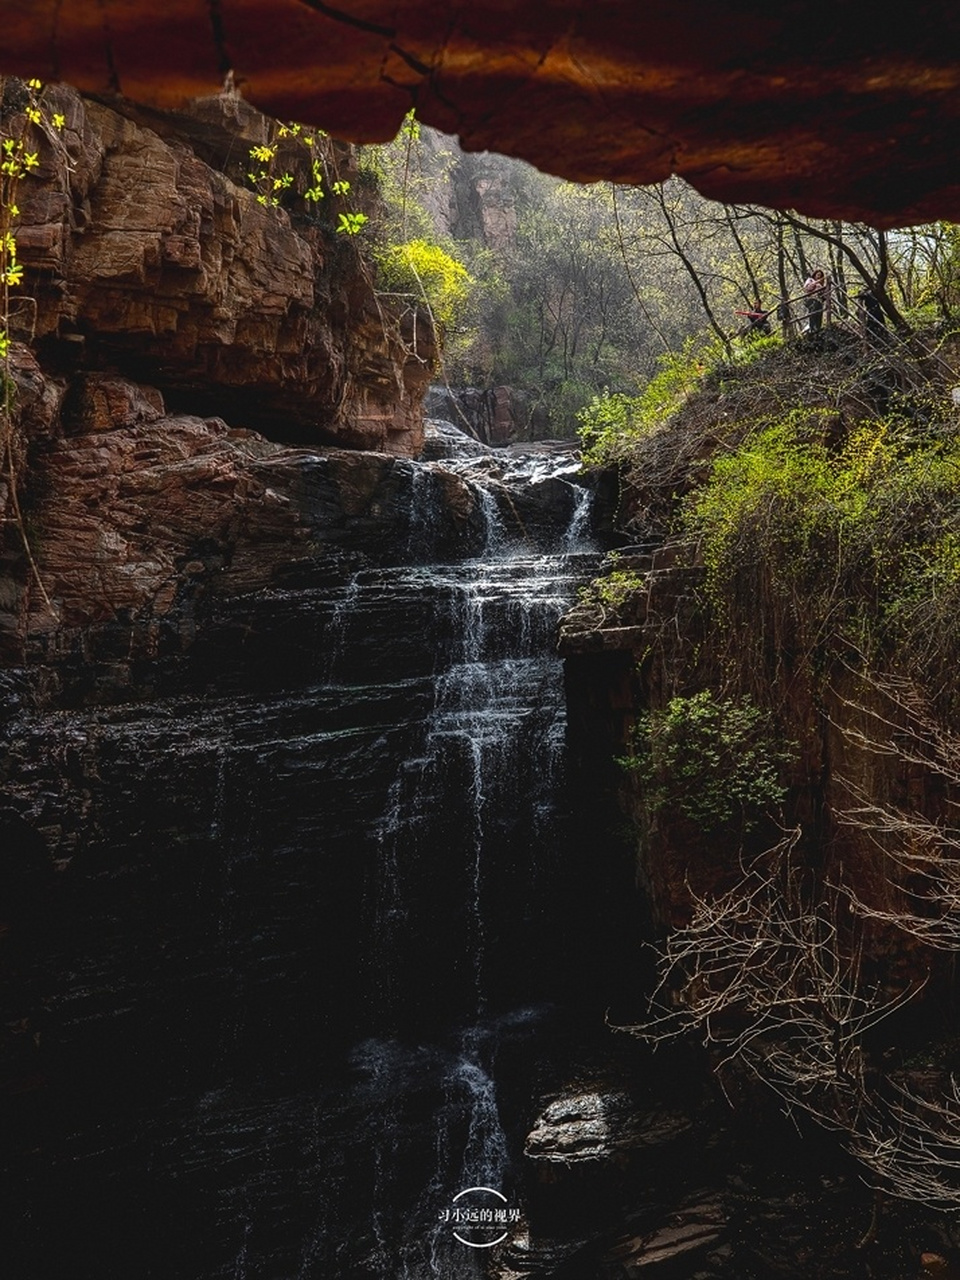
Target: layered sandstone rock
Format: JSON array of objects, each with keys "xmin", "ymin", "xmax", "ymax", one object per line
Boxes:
[
  {"xmin": 10, "ymin": 84, "xmax": 432, "ymax": 453},
  {"xmin": 0, "ymin": 86, "xmax": 441, "ymax": 659},
  {"xmin": 3, "ymin": 369, "xmax": 483, "ymax": 668},
  {"xmin": 1, "ymin": 1, "xmax": 959, "ymax": 226}
]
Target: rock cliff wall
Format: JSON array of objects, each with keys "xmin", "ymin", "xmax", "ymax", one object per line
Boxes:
[
  {"xmin": 1, "ymin": 1, "xmax": 959, "ymax": 227},
  {"xmin": 561, "ymin": 548, "xmax": 944, "ymax": 969},
  {"xmin": 424, "ymin": 385, "xmax": 551, "ymax": 445},
  {"xmin": 1, "ymin": 362, "xmax": 482, "ymax": 671},
  {"xmin": 9, "ymin": 83, "xmax": 432, "ymax": 451},
  {"xmin": 0, "ymin": 83, "xmax": 443, "ymax": 661},
  {"xmin": 559, "ymin": 387, "xmax": 960, "ymax": 1220}
]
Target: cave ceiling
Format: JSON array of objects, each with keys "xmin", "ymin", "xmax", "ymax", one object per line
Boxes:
[{"xmin": 1, "ymin": 0, "xmax": 959, "ymax": 227}]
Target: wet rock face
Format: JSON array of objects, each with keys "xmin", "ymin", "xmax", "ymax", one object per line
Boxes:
[
  {"xmin": 11, "ymin": 84, "xmax": 431, "ymax": 452},
  {"xmin": 525, "ymin": 1091, "xmax": 691, "ymax": 1164},
  {"xmin": 421, "ymin": 422, "xmax": 598, "ymax": 551},
  {"xmin": 2, "ymin": 2, "xmax": 960, "ymax": 226},
  {"xmin": 0, "ymin": 434, "xmax": 604, "ymax": 1279},
  {"xmin": 1, "ymin": 369, "xmax": 484, "ymax": 672}
]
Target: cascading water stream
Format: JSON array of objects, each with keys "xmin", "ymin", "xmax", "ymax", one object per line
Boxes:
[
  {"xmin": 5, "ymin": 418, "xmax": 943, "ymax": 1278},
  {"xmin": 341, "ymin": 438, "xmax": 600, "ymax": 1276},
  {"xmin": 0, "ymin": 424, "xmax": 602, "ymax": 1280}
]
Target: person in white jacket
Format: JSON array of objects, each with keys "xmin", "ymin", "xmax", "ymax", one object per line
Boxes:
[{"xmin": 803, "ymin": 268, "xmax": 830, "ymax": 332}]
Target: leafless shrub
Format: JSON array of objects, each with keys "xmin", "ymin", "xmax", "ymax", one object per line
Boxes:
[
  {"xmin": 616, "ymin": 826, "xmax": 960, "ymax": 1206},
  {"xmin": 849, "ymin": 1075, "xmax": 960, "ymax": 1211},
  {"xmin": 829, "ymin": 663, "xmax": 960, "ymax": 950},
  {"xmin": 625, "ymin": 830, "xmax": 918, "ymax": 1104}
]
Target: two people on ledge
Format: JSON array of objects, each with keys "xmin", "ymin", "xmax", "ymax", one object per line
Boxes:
[
  {"xmin": 737, "ymin": 271, "xmax": 889, "ymax": 342},
  {"xmin": 734, "ymin": 271, "xmax": 831, "ymax": 339},
  {"xmin": 735, "ymin": 269, "xmax": 833, "ymax": 338}
]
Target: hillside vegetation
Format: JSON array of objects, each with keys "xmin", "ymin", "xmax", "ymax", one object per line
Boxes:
[
  {"xmin": 585, "ymin": 326, "xmax": 960, "ymax": 714},
  {"xmin": 576, "ymin": 319, "xmax": 960, "ymax": 1213},
  {"xmin": 361, "ymin": 120, "xmax": 960, "ymax": 436}
]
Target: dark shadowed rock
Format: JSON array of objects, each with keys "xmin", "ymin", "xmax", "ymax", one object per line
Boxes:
[{"xmin": 2, "ymin": 2, "xmax": 960, "ymax": 225}]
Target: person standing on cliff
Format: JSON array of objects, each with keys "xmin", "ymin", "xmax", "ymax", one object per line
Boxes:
[
  {"xmin": 734, "ymin": 300, "xmax": 772, "ymax": 337},
  {"xmin": 803, "ymin": 268, "xmax": 829, "ymax": 332},
  {"xmin": 857, "ymin": 288, "xmax": 888, "ymax": 344}
]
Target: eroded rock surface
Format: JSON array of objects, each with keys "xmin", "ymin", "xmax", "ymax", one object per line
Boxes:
[
  {"xmin": 525, "ymin": 1091, "xmax": 691, "ymax": 1164},
  {"xmin": 2, "ymin": 2, "xmax": 959, "ymax": 225},
  {"xmin": 11, "ymin": 84, "xmax": 431, "ymax": 452},
  {"xmin": 23, "ymin": 414, "xmax": 480, "ymax": 667},
  {"xmin": 424, "ymin": 386, "xmax": 551, "ymax": 446}
]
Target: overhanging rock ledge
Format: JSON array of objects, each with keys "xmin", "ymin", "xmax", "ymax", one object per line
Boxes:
[{"xmin": 1, "ymin": 0, "xmax": 959, "ymax": 226}]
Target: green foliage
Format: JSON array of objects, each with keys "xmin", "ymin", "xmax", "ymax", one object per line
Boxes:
[
  {"xmin": 336, "ymin": 210, "xmax": 368, "ymax": 236},
  {"xmin": 360, "ymin": 118, "xmax": 511, "ymax": 367},
  {"xmin": 577, "ymin": 565, "xmax": 645, "ymax": 612},
  {"xmin": 682, "ymin": 409, "xmax": 960, "ymax": 712},
  {"xmin": 359, "ymin": 127, "xmax": 960, "ymax": 436},
  {"xmin": 727, "ymin": 332, "xmax": 783, "ymax": 366},
  {"xmin": 246, "ymin": 142, "xmax": 291, "ymax": 206},
  {"xmin": 688, "ymin": 417, "xmax": 955, "ymax": 593},
  {"xmin": 358, "ymin": 111, "xmax": 447, "ymax": 245},
  {"xmin": 576, "ymin": 390, "xmax": 646, "ymax": 465},
  {"xmin": 1, "ymin": 78, "xmax": 64, "ymax": 356},
  {"xmin": 688, "ymin": 417, "xmax": 844, "ymax": 595},
  {"xmin": 910, "ymin": 222, "xmax": 960, "ymax": 318},
  {"xmin": 375, "ymin": 237, "xmax": 473, "ymax": 328},
  {"xmin": 0, "ymin": 76, "xmax": 65, "ymax": 607},
  {"xmin": 578, "ymin": 341, "xmax": 717, "ymax": 467},
  {"xmin": 245, "ymin": 123, "xmax": 368, "ymax": 232},
  {"xmin": 620, "ymin": 691, "xmax": 792, "ymax": 831}
]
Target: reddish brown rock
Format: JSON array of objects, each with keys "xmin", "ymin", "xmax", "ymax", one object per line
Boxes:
[
  {"xmin": 1, "ymin": 2, "xmax": 959, "ymax": 226},
  {"xmin": 10, "ymin": 85, "xmax": 431, "ymax": 455},
  {"xmin": 5, "ymin": 382, "xmax": 482, "ymax": 659},
  {"xmin": 62, "ymin": 374, "xmax": 165, "ymax": 435},
  {"xmin": 4, "ymin": 345, "xmax": 65, "ymax": 444}
]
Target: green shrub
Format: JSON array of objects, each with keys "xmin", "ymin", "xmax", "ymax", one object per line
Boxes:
[
  {"xmin": 620, "ymin": 690, "xmax": 793, "ymax": 831},
  {"xmin": 731, "ymin": 332, "xmax": 783, "ymax": 364},
  {"xmin": 577, "ymin": 566, "xmax": 645, "ymax": 613},
  {"xmin": 578, "ymin": 340, "xmax": 718, "ymax": 468},
  {"xmin": 374, "ymin": 238, "xmax": 473, "ymax": 328},
  {"xmin": 681, "ymin": 411, "xmax": 960, "ymax": 712}
]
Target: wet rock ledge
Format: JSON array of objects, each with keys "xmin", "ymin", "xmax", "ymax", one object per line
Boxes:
[{"xmin": 2, "ymin": 364, "xmax": 486, "ymax": 694}]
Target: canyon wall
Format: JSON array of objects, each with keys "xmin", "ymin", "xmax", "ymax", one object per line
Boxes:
[
  {"xmin": 1, "ymin": 1, "xmax": 959, "ymax": 226},
  {"xmin": 556, "ymin": 335, "xmax": 960, "ymax": 1225},
  {"xmin": 0, "ymin": 83, "xmax": 440, "ymax": 662},
  {"xmin": 9, "ymin": 83, "xmax": 432, "ymax": 451}
]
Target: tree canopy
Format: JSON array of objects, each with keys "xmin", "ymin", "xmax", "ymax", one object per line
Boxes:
[{"xmin": 361, "ymin": 121, "xmax": 960, "ymax": 438}]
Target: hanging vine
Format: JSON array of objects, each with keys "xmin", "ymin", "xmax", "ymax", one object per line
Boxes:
[{"xmin": 1, "ymin": 77, "xmax": 67, "ymax": 610}]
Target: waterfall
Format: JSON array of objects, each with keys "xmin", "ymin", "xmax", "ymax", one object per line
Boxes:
[
  {"xmin": 1, "ymin": 426, "xmax": 601, "ymax": 1280},
  {"xmin": 333, "ymin": 438, "xmax": 598, "ymax": 1276},
  {"xmin": 474, "ymin": 480, "xmax": 509, "ymax": 553},
  {"xmin": 325, "ymin": 570, "xmax": 363, "ymax": 680},
  {"xmin": 564, "ymin": 480, "xmax": 595, "ymax": 550}
]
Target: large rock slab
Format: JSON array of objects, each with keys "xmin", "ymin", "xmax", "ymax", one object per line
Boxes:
[
  {"xmin": 526, "ymin": 1091, "xmax": 691, "ymax": 1164},
  {"xmin": 1, "ymin": 2, "xmax": 959, "ymax": 225},
  {"xmin": 0, "ymin": 373, "xmax": 484, "ymax": 668},
  {"xmin": 10, "ymin": 86, "xmax": 431, "ymax": 453}
]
